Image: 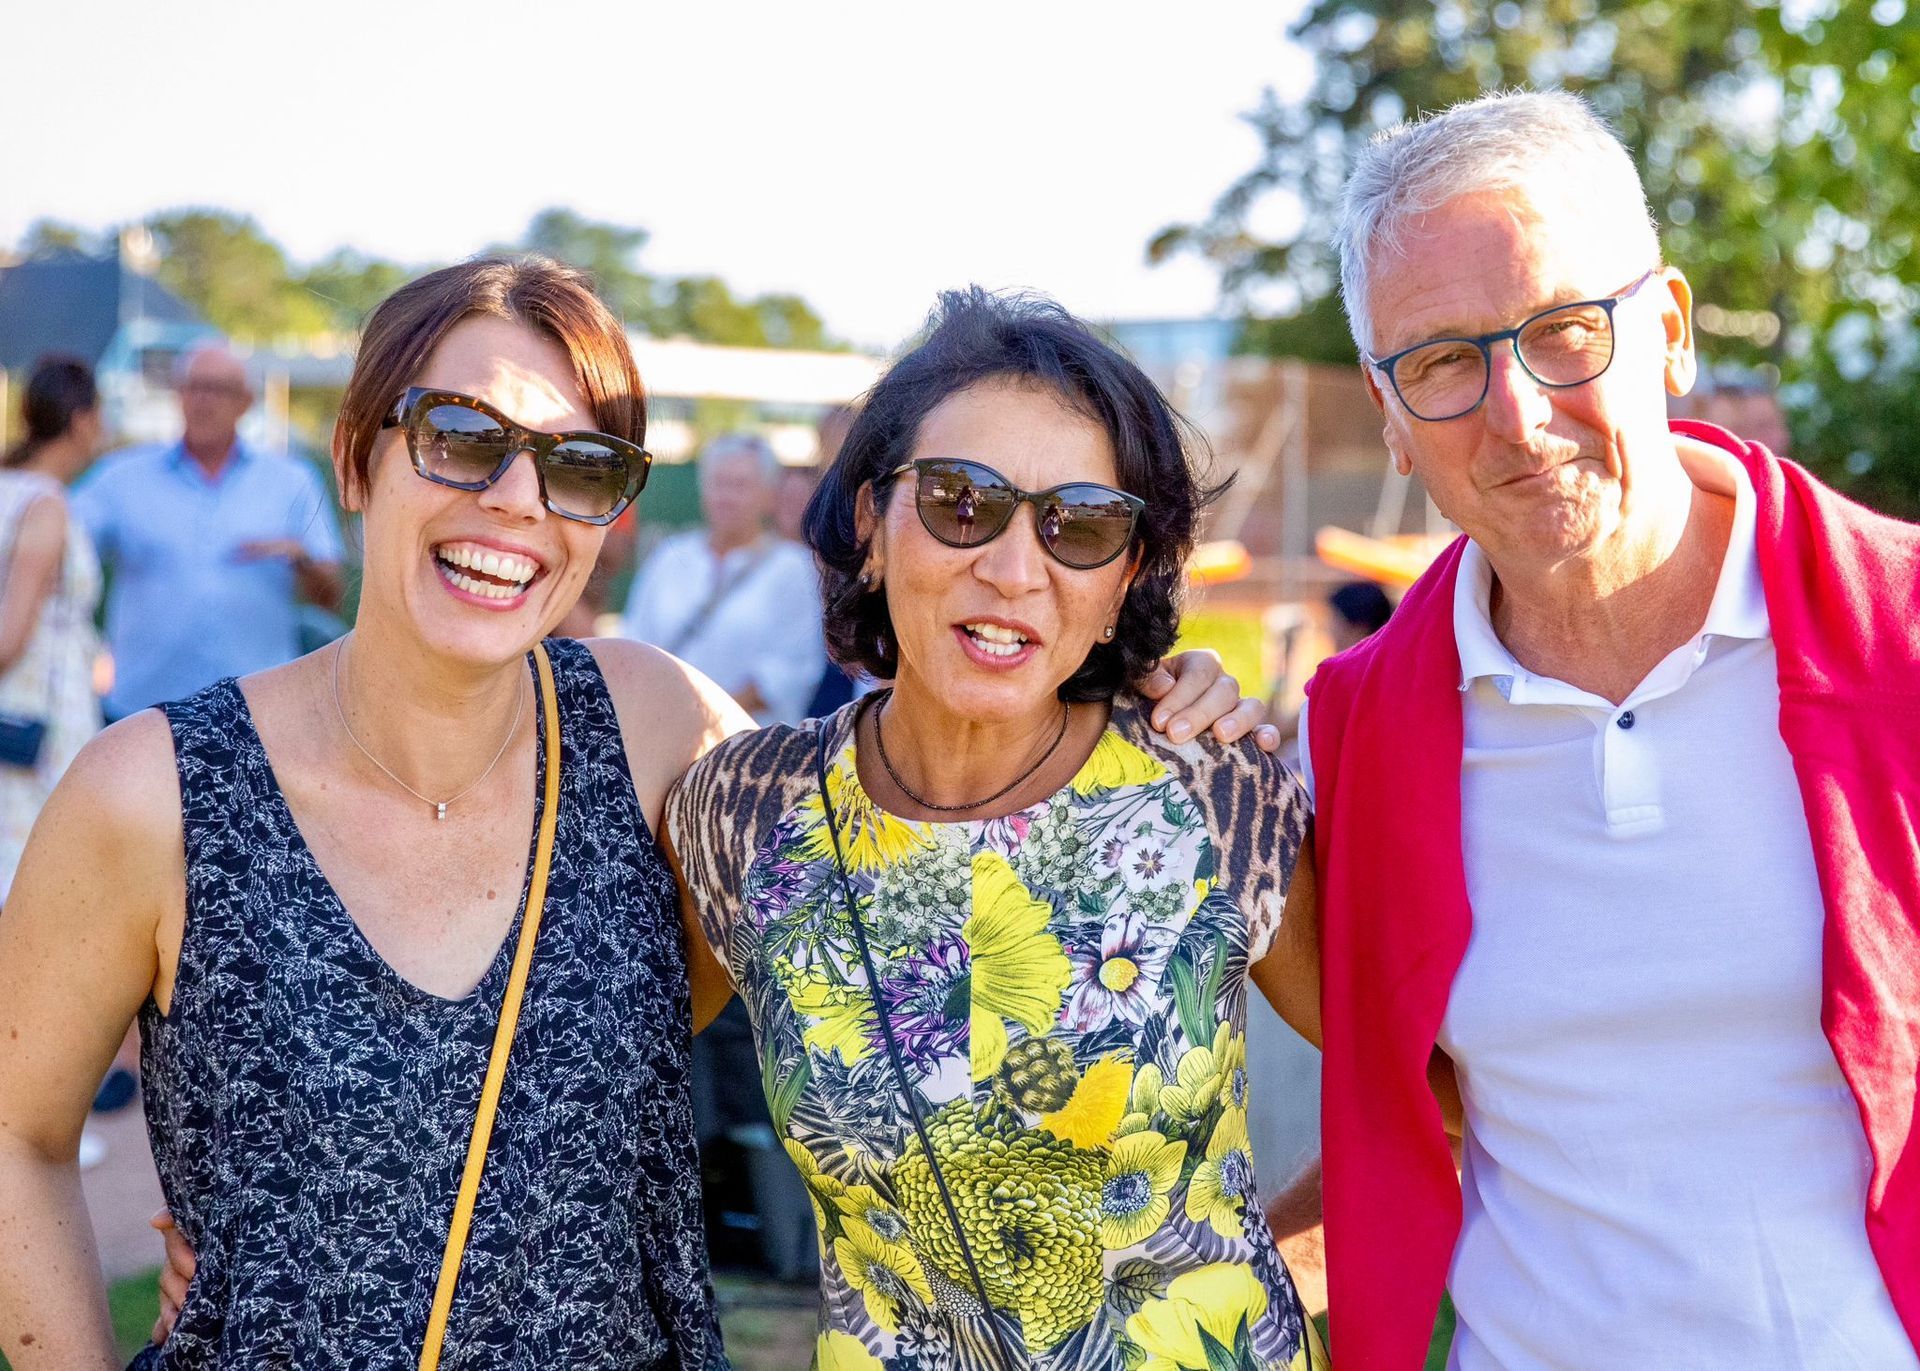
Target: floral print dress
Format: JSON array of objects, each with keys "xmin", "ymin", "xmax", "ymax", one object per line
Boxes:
[{"xmin": 670, "ymin": 695, "xmax": 1328, "ymax": 1371}]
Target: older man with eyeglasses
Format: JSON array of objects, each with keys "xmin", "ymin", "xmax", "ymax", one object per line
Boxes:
[
  {"xmin": 1284, "ymin": 90, "xmax": 1920, "ymax": 1368},
  {"xmin": 72, "ymin": 343, "xmax": 344, "ymax": 720}
]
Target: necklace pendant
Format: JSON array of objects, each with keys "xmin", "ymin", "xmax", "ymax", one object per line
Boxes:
[{"xmin": 435, "ymin": 802, "xmax": 447, "ymax": 822}]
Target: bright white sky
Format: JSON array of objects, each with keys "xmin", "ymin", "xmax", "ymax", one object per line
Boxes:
[{"xmin": 0, "ymin": 0, "xmax": 1313, "ymax": 350}]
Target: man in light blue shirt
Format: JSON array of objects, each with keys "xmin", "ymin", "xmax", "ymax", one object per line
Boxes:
[{"xmin": 73, "ymin": 345, "xmax": 345, "ymax": 719}]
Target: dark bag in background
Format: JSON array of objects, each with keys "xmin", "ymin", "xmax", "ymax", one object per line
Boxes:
[
  {"xmin": 0, "ymin": 479, "xmax": 56, "ymax": 769},
  {"xmin": 0, "ymin": 713, "xmax": 47, "ymax": 768}
]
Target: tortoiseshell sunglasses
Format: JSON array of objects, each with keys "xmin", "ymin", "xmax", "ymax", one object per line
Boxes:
[{"xmin": 383, "ymin": 387, "xmax": 650, "ymax": 525}]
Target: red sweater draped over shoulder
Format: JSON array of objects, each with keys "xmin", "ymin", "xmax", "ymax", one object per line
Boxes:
[{"xmin": 1306, "ymin": 424, "xmax": 1920, "ymax": 1367}]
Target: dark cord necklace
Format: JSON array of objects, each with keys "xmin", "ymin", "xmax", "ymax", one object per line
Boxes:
[{"xmin": 870, "ymin": 689, "xmax": 1072, "ymax": 814}]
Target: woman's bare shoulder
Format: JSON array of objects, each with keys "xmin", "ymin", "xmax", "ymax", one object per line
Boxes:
[
  {"xmin": 579, "ymin": 637, "xmax": 754, "ymax": 801},
  {"xmin": 53, "ymin": 710, "xmax": 184, "ymax": 852},
  {"xmin": 10, "ymin": 709, "xmax": 184, "ymax": 942}
]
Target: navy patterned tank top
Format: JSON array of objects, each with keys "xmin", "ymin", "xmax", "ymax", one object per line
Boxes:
[{"xmin": 133, "ymin": 638, "xmax": 726, "ymax": 1370}]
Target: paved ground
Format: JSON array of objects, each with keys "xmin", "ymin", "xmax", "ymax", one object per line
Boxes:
[{"xmin": 80, "ymin": 1105, "xmax": 168, "ymax": 1282}]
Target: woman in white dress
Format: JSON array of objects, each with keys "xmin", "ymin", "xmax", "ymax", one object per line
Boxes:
[{"xmin": 0, "ymin": 355, "xmax": 105, "ymax": 901}]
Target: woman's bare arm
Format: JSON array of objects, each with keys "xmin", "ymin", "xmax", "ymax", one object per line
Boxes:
[
  {"xmin": 584, "ymin": 637, "xmax": 752, "ymax": 1036},
  {"xmin": 662, "ymin": 831, "xmax": 739, "ymax": 1035},
  {"xmin": 0, "ymin": 497, "xmax": 68, "ymax": 676},
  {"xmin": 1251, "ymin": 845, "xmax": 1322, "ymax": 1050},
  {"xmin": 0, "ymin": 715, "xmax": 184, "ymax": 1368}
]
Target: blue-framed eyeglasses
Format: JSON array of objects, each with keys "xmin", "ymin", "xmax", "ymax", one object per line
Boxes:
[{"xmin": 1367, "ymin": 267, "xmax": 1664, "ymax": 422}]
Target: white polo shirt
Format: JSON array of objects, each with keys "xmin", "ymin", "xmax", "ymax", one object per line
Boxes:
[{"xmin": 1300, "ymin": 444, "xmax": 1915, "ymax": 1369}]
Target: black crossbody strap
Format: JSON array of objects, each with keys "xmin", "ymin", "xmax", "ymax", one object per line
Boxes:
[{"xmin": 812, "ymin": 714, "xmax": 1026, "ymax": 1371}]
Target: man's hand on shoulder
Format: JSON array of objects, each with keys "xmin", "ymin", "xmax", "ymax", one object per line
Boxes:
[{"xmin": 1139, "ymin": 649, "xmax": 1282, "ymax": 752}]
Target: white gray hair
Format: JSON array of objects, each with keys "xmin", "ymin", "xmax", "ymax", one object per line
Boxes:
[
  {"xmin": 698, "ymin": 431, "xmax": 780, "ymax": 482},
  {"xmin": 1334, "ymin": 88, "xmax": 1660, "ymax": 356}
]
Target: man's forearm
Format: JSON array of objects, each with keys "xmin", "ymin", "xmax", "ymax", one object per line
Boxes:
[
  {"xmin": 1266, "ymin": 1156, "xmax": 1327, "ymax": 1316},
  {"xmin": 0, "ymin": 1144, "xmax": 120, "ymax": 1368},
  {"xmin": 1265, "ymin": 1155, "xmax": 1322, "ymax": 1237}
]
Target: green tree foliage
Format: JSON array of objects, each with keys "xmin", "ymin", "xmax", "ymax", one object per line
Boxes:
[
  {"xmin": 299, "ymin": 250, "xmax": 414, "ymax": 330},
  {"xmin": 1152, "ymin": 0, "xmax": 1920, "ymax": 514},
  {"xmin": 504, "ymin": 207, "xmax": 656, "ymax": 325},
  {"xmin": 18, "ymin": 218, "xmax": 100, "ymax": 257},
  {"xmin": 14, "ymin": 207, "xmax": 838, "ymax": 354},
  {"xmin": 651, "ymin": 275, "xmax": 835, "ymax": 349},
  {"xmin": 146, "ymin": 209, "xmax": 331, "ymax": 340}
]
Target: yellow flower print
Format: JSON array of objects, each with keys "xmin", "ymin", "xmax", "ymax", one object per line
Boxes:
[
  {"xmin": 1132, "ymin": 1062, "xmax": 1165, "ymax": 1115},
  {"xmin": 1071, "ymin": 729, "xmax": 1169, "ymax": 797},
  {"xmin": 964, "ymin": 852, "xmax": 1072, "ymax": 1081},
  {"xmin": 1038, "ymin": 1053, "xmax": 1134, "ymax": 1149},
  {"xmin": 783, "ymin": 1137, "xmax": 848, "ymax": 1237},
  {"xmin": 1099, "ymin": 1129, "xmax": 1188, "ymax": 1249},
  {"xmin": 1184, "ymin": 1106, "xmax": 1256, "ymax": 1238},
  {"xmin": 794, "ymin": 758, "xmax": 936, "ymax": 873},
  {"xmin": 832, "ymin": 1183, "xmax": 912, "ymax": 1245},
  {"xmin": 1158, "ymin": 1038, "xmax": 1224, "ymax": 1125},
  {"xmin": 833, "ymin": 1222, "xmax": 934, "ymax": 1333},
  {"xmin": 1214, "ymin": 1024, "xmax": 1249, "ymax": 1111},
  {"xmin": 1126, "ymin": 1262, "xmax": 1270, "ymax": 1371},
  {"xmin": 814, "ymin": 1329, "xmax": 886, "ymax": 1371},
  {"xmin": 779, "ymin": 960, "xmax": 876, "ymax": 1065}
]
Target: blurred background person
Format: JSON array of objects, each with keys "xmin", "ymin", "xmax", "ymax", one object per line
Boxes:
[
  {"xmin": 1267, "ymin": 579, "xmax": 1393, "ymax": 773},
  {"xmin": 1325, "ymin": 579, "xmax": 1392, "ymax": 653},
  {"xmin": 0, "ymin": 355, "xmax": 104, "ymax": 903},
  {"xmin": 631, "ymin": 429, "xmax": 832, "ymax": 1279},
  {"xmin": 72, "ymin": 343, "xmax": 345, "ymax": 721},
  {"xmin": 619, "ymin": 431, "xmax": 823, "ymax": 724},
  {"xmin": 782, "ymin": 404, "xmax": 866, "ymax": 718}
]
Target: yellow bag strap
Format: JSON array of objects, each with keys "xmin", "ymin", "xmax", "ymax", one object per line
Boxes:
[{"xmin": 418, "ymin": 641, "xmax": 563, "ymax": 1371}]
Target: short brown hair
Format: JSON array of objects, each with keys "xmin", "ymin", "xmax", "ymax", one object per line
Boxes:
[{"xmin": 334, "ymin": 256, "xmax": 644, "ymax": 502}]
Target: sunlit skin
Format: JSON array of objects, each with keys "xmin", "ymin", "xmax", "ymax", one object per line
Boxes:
[
  {"xmin": 1362, "ymin": 186, "xmax": 1731, "ymax": 703},
  {"xmin": 857, "ymin": 378, "xmax": 1136, "ymax": 811}
]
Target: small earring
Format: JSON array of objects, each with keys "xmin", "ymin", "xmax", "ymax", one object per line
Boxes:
[
  {"xmin": 858, "ymin": 571, "xmax": 873, "ymax": 588},
  {"xmin": 1101, "ymin": 624, "xmax": 1115, "ymax": 641}
]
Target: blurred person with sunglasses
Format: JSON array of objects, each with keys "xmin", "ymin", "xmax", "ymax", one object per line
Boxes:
[
  {"xmin": 1297, "ymin": 90, "xmax": 1920, "ymax": 1369},
  {"xmin": 667, "ymin": 288, "xmax": 1328, "ymax": 1371},
  {"xmin": 0, "ymin": 260, "xmax": 1266, "ymax": 1370},
  {"xmin": 70, "ymin": 343, "xmax": 344, "ymax": 722}
]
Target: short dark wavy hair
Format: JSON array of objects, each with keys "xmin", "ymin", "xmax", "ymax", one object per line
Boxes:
[{"xmin": 804, "ymin": 287, "xmax": 1227, "ymax": 703}]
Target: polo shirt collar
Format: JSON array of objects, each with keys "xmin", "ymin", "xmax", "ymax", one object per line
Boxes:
[
  {"xmin": 169, "ymin": 437, "xmax": 255, "ymax": 473},
  {"xmin": 1453, "ymin": 435, "xmax": 1770, "ymax": 690}
]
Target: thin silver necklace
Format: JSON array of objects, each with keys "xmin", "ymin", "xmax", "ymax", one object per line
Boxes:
[
  {"xmin": 330, "ymin": 637, "xmax": 526, "ymax": 821},
  {"xmin": 870, "ymin": 689, "xmax": 1071, "ymax": 814}
]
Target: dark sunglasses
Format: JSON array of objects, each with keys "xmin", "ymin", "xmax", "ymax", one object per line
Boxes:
[
  {"xmin": 886, "ymin": 458, "xmax": 1144, "ymax": 570},
  {"xmin": 382, "ymin": 387, "xmax": 651, "ymax": 525}
]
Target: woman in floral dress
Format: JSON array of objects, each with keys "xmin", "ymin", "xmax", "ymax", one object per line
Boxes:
[{"xmin": 669, "ymin": 288, "xmax": 1329, "ymax": 1371}]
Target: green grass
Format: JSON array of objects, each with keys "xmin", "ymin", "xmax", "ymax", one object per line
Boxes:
[
  {"xmin": 1174, "ymin": 606, "xmax": 1271, "ymax": 701},
  {"xmin": 108, "ymin": 1270, "xmax": 158, "ymax": 1360}
]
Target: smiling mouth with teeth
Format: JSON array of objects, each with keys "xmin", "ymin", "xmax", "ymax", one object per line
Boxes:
[
  {"xmin": 434, "ymin": 544, "xmax": 540, "ymax": 602},
  {"xmin": 962, "ymin": 622, "xmax": 1032, "ymax": 658}
]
